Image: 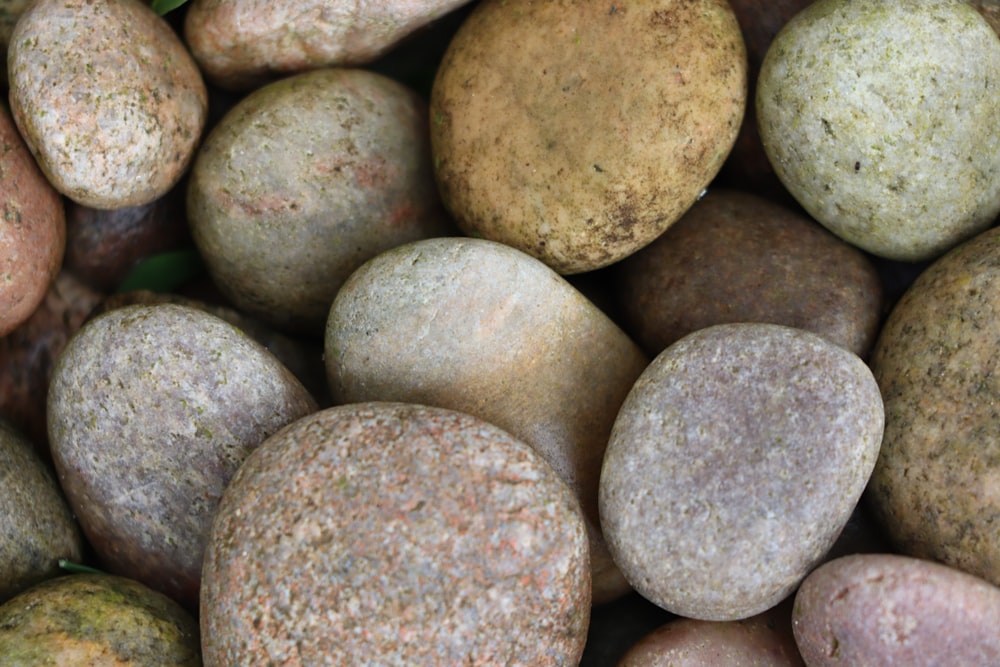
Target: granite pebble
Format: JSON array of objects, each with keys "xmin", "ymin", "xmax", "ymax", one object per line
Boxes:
[{"xmin": 201, "ymin": 402, "xmax": 591, "ymax": 666}]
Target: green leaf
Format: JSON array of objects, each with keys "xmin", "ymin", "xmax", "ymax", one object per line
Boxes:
[
  {"xmin": 116, "ymin": 249, "xmax": 205, "ymax": 294},
  {"xmin": 59, "ymin": 559, "xmax": 107, "ymax": 575},
  {"xmin": 150, "ymin": 0, "xmax": 190, "ymax": 16}
]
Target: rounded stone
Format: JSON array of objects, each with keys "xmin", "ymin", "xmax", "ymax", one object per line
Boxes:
[
  {"xmin": 430, "ymin": 0, "xmax": 747, "ymax": 274},
  {"xmin": 0, "ymin": 102, "xmax": 64, "ymax": 336},
  {"xmin": 47, "ymin": 303, "xmax": 317, "ymax": 609},
  {"xmin": 617, "ymin": 614, "xmax": 804, "ymax": 666},
  {"xmin": 201, "ymin": 402, "xmax": 591, "ymax": 666},
  {"xmin": 0, "ymin": 420, "xmax": 82, "ymax": 603},
  {"xmin": 792, "ymin": 553, "xmax": 1000, "ymax": 666},
  {"xmin": 8, "ymin": 0, "xmax": 207, "ymax": 208},
  {"xmin": 599, "ymin": 323, "xmax": 884, "ymax": 620},
  {"xmin": 868, "ymin": 225, "xmax": 1000, "ymax": 585},
  {"xmin": 0, "ymin": 573, "xmax": 200, "ymax": 666},
  {"xmin": 756, "ymin": 0, "xmax": 1000, "ymax": 261},
  {"xmin": 613, "ymin": 188, "xmax": 883, "ymax": 359},
  {"xmin": 188, "ymin": 68, "xmax": 449, "ymax": 334}
]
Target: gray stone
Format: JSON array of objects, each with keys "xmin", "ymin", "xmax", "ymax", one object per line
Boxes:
[{"xmin": 599, "ymin": 323, "xmax": 884, "ymax": 620}]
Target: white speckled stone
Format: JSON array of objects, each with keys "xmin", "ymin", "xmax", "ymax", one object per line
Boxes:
[
  {"xmin": 757, "ymin": 0, "xmax": 1000, "ymax": 261},
  {"xmin": 47, "ymin": 304, "xmax": 316, "ymax": 609}
]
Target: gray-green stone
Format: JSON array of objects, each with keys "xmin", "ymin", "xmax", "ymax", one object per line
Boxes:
[{"xmin": 757, "ymin": 0, "xmax": 1000, "ymax": 261}]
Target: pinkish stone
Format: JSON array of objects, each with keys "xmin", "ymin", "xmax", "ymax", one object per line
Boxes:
[{"xmin": 201, "ymin": 402, "xmax": 591, "ymax": 666}]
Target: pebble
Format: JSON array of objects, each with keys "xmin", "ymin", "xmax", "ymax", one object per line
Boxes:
[
  {"xmin": 614, "ymin": 188, "xmax": 882, "ymax": 358},
  {"xmin": 869, "ymin": 224, "xmax": 1000, "ymax": 585},
  {"xmin": 8, "ymin": 0, "xmax": 207, "ymax": 208},
  {"xmin": 599, "ymin": 323, "xmax": 884, "ymax": 620},
  {"xmin": 757, "ymin": 0, "xmax": 1000, "ymax": 261},
  {"xmin": 793, "ymin": 553, "xmax": 1000, "ymax": 666},
  {"xmin": 201, "ymin": 402, "xmax": 592, "ymax": 666}
]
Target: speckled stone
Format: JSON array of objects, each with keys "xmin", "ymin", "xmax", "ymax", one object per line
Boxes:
[
  {"xmin": 614, "ymin": 188, "xmax": 883, "ymax": 359},
  {"xmin": 0, "ymin": 102, "xmax": 64, "ymax": 336},
  {"xmin": 201, "ymin": 402, "xmax": 591, "ymax": 666},
  {"xmin": 792, "ymin": 554, "xmax": 1000, "ymax": 666},
  {"xmin": 599, "ymin": 323, "xmax": 884, "ymax": 621},
  {"xmin": 187, "ymin": 68, "xmax": 449, "ymax": 335},
  {"xmin": 47, "ymin": 304, "xmax": 317, "ymax": 609},
  {"xmin": 0, "ymin": 573, "xmax": 200, "ymax": 666},
  {"xmin": 757, "ymin": 0, "xmax": 1000, "ymax": 261},
  {"xmin": 0, "ymin": 420, "xmax": 82, "ymax": 603},
  {"xmin": 431, "ymin": 0, "xmax": 747, "ymax": 274},
  {"xmin": 8, "ymin": 0, "xmax": 207, "ymax": 208},
  {"xmin": 184, "ymin": 0, "xmax": 473, "ymax": 90},
  {"xmin": 326, "ymin": 236, "xmax": 649, "ymax": 604},
  {"xmin": 868, "ymin": 225, "xmax": 1000, "ymax": 586}
]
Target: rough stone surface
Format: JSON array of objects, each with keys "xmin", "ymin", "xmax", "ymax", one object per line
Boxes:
[
  {"xmin": 869, "ymin": 225, "xmax": 1000, "ymax": 586},
  {"xmin": 0, "ymin": 102, "xmax": 64, "ymax": 336},
  {"xmin": 431, "ymin": 0, "xmax": 747, "ymax": 274},
  {"xmin": 793, "ymin": 554, "xmax": 1000, "ymax": 666},
  {"xmin": 757, "ymin": 0, "xmax": 1000, "ymax": 261},
  {"xmin": 184, "ymin": 0, "xmax": 472, "ymax": 90},
  {"xmin": 600, "ymin": 323, "xmax": 884, "ymax": 620},
  {"xmin": 47, "ymin": 303, "xmax": 317, "ymax": 609},
  {"xmin": 8, "ymin": 0, "xmax": 207, "ymax": 208},
  {"xmin": 614, "ymin": 189, "xmax": 883, "ymax": 359},
  {"xmin": 326, "ymin": 236, "xmax": 649, "ymax": 603},
  {"xmin": 0, "ymin": 573, "xmax": 200, "ymax": 666},
  {"xmin": 0, "ymin": 421, "xmax": 82, "ymax": 603},
  {"xmin": 188, "ymin": 68, "xmax": 449, "ymax": 335},
  {"xmin": 201, "ymin": 402, "xmax": 591, "ymax": 666}
]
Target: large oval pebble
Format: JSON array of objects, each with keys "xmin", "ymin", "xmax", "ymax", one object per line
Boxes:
[
  {"xmin": 188, "ymin": 68, "xmax": 448, "ymax": 334},
  {"xmin": 793, "ymin": 553, "xmax": 1000, "ymax": 666},
  {"xmin": 869, "ymin": 225, "xmax": 1000, "ymax": 585},
  {"xmin": 9, "ymin": 0, "xmax": 207, "ymax": 208},
  {"xmin": 600, "ymin": 323, "xmax": 884, "ymax": 620},
  {"xmin": 756, "ymin": 0, "xmax": 1000, "ymax": 261},
  {"xmin": 201, "ymin": 402, "xmax": 591, "ymax": 666},
  {"xmin": 430, "ymin": 0, "xmax": 747, "ymax": 273},
  {"xmin": 47, "ymin": 304, "xmax": 317, "ymax": 608}
]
